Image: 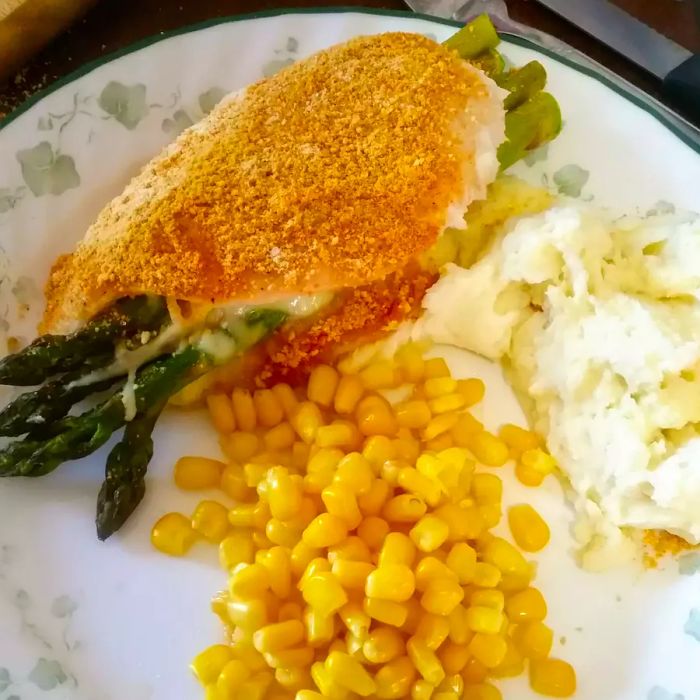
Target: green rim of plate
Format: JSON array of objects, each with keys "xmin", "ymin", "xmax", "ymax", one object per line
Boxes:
[{"xmin": 1, "ymin": 6, "xmax": 699, "ymax": 155}]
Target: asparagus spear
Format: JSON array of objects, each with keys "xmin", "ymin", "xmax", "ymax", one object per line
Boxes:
[
  {"xmin": 497, "ymin": 61, "xmax": 548, "ymax": 111},
  {"xmin": 443, "ymin": 14, "xmax": 500, "ymax": 59},
  {"xmin": 95, "ymin": 397, "xmax": 166, "ymax": 540},
  {"xmin": 0, "ymin": 295, "xmax": 168, "ymax": 386}
]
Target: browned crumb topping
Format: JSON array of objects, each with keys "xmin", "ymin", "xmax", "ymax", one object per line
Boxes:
[
  {"xmin": 643, "ymin": 529, "xmax": 697, "ymax": 569},
  {"xmin": 41, "ymin": 32, "xmax": 490, "ymax": 333}
]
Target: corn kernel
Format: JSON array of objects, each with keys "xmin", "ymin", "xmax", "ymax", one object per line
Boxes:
[
  {"xmin": 290, "ymin": 541, "xmax": 321, "ymax": 577},
  {"xmin": 357, "ymin": 515, "xmax": 390, "ymax": 550},
  {"xmin": 292, "ymin": 401, "xmax": 324, "ymax": 444},
  {"xmin": 305, "ymin": 447, "xmax": 344, "ymax": 493},
  {"xmin": 470, "ymin": 589, "xmax": 504, "ymax": 612},
  {"xmin": 219, "ymin": 530, "xmax": 254, "ymax": 570},
  {"xmin": 397, "ymin": 342, "xmax": 425, "ymax": 382},
  {"xmin": 334, "ymin": 452, "xmax": 374, "ymax": 494},
  {"xmin": 174, "ymin": 456, "xmax": 225, "ymax": 491},
  {"xmin": 243, "ymin": 462, "xmax": 268, "ymax": 488},
  {"xmin": 191, "ymin": 500, "xmax": 229, "ymax": 543},
  {"xmin": 302, "ymin": 573, "xmax": 348, "ymax": 616},
  {"xmin": 228, "ymin": 501, "xmax": 268, "ymax": 529},
  {"xmin": 440, "ymin": 673, "xmax": 464, "ymax": 695},
  {"xmin": 415, "ymin": 613, "xmax": 451, "ymax": 650},
  {"xmin": 326, "ymin": 651, "xmax": 377, "ymax": 696},
  {"xmin": 221, "ymin": 431, "xmax": 260, "ymax": 463},
  {"xmin": 468, "ymin": 633, "xmax": 507, "ymax": 668},
  {"xmin": 410, "ymin": 515, "xmax": 450, "ymax": 552},
  {"xmin": 216, "ymin": 658, "xmax": 251, "ymax": 696},
  {"xmin": 411, "ymin": 678, "xmax": 436, "ymax": 700},
  {"xmin": 191, "ymin": 644, "xmax": 232, "ymax": 684},
  {"xmin": 508, "ymin": 504, "xmax": 550, "ymax": 552},
  {"xmin": 299, "ymin": 559, "xmax": 332, "ymax": 588},
  {"xmin": 359, "ymin": 361, "xmax": 398, "ymax": 390},
  {"xmin": 253, "ymin": 619, "xmax": 305, "ymax": 653},
  {"xmin": 381, "ymin": 459, "xmax": 406, "ymax": 485},
  {"xmin": 363, "ymin": 626, "xmax": 404, "ymax": 664},
  {"xmin": 328, "ymin": 536, "xmax": 373, "ymax": 564},
  {"xmin": 356, "ymin": 395, "xmax": 398, "ymax": 437},
  {"xmin": 275, "ymin": 665, "xmax": 312, "ymax": 690},
  {"xmin": 465, "ymin": 605, "xmax": 505, "ymax": 634},
  {"xmin": 278, "ymin": 601, "xmax": 303, "ymax": 622},
  {"xmin": 266, "ymin": 518, "xmax": 298, "ymax": 547},
  {"xmin": 482, "ymin": 537, "xmax": 530, "ymax": 577},
  {"xmin": 423, "ymin": 413, "xmax": 460, "ymax": 441},
  {"xmin": 253, "ymin": 389, "xmax": 283, "ymax": 428},
  {"xmin": 379, "ymin": 532, "xmax": 417, "ymax": 568},
  {"xmin": 515, "ymin": 461, "xmax": 545, "ymax": 487},
  {"xmin": 414, "ymin": 557, "xmax": 458, "ymax": 592},
  {"xmin": 375, "ymin": 655, "xmax": 417, "ymax": 698},
  {"xmin": 229, "ymin": 562, "xmax": 269, "ymax": 598},
  {"xmin": 434, "ymin": 503, "xmax": 483, "ymax": 542},
  {"xmin": 438, "ymin": 641, "xmax": 470, "ymax": 674},
  {"xmin": 334, "ymin": 374, "xmax": 365, "ymax": 414},
  {"xmin": 456, "ymin": 378, "xmax": 485, "ymax": 406},
  {"xmin": 498, "ymin": 423, "xmax": 540, "ymax": 451},
  {"xmin": 271, "ymin": 382, "xmax": 299, "ymax": 419},
  {"xmin": 407, "ymin": 636, "xmax": 445, "ymax": 685},
  {"xmin": 447, "ymin": 605, "xmax": 471, "ymax": 645},
  {"xmin": 462, "ymin": 656, "xmax": 489, "ymax": 684},
  {"xmin": 317, "ymin": 421, "xmax": 361, "ymax": 451},
  {"xmin": 383, "ymin": 494, "xmax": 427, "ymax": 523},
  {"xmin": 305, "ymin": 608, "xmax": 336, "ymax": 645},
  {"xmin": 332, "ymin": 559, "xmax": 375, "ymax": 589},
  {"xmin": 151, "ymin": 512, "xmax": 197, "ymax": 556},
  {"xmin": 205, "ymin": 393, "xmax": 236, "ymax": 434},
  {"xmin": 522, "ymin": 448, "xmax": 556, "ymax": 474},
  {"xmin": 424, "ymin": 357, "xmax": 450, "ymax": 379},
  {"xmin": 424, "ymin": 377, "xmax": 457, "ymax": 398},
  {"xmin": 364, "ymin": 597, "xmax": 408, "ymax": 627},
  {"xmin": 231, "ymin": 388, "xmax": 256, "ymax": 432},
  {"xmin": 220, "ymin": 465, "xmax": 254, "ymax": 502},
  {"xmin": 358, "ymin": 478, "xmax": 392, "ymax": 516},
  {"xmin": 346, "ymin": 630, "xmax": 366, "ymax": 659},
  {"xmin": 529, "ymin": 658, "xmax": 577, "ymax": 697},
  {"xmin": 512, "ymin": 621, "xmax": 554, "ymax": 659},
  {"xmin": 506, "ymin": 587, "xmax": 547, "ymax": 622},
  {"xmin": 264, "ymin": 646, "xmax": 315, "ymax": 670},
  {"xmin": 420, "ymin": 578, "xmax": 464, "ymax": 616},
  {"xmin": 492, "ymin": 638, "xmax": 524, "ymax": 678},
  {"xmin": 451, "ymin": 413, "xmax": 484, "ymax": 447},
  {"xmin": 339, "ymin": 602, "xmax": 371, "ymax": 638},
  {"xmin": 396, "ymin": 400, "xmax": 432, "ymax": 429},
  {"xmin": 445, "ymin": 543, "xmax": 477, "ymax": 584},
  {"xmin": 310, "ymin": 662, "xmax": 348, "ymax": 698},
  {"xmin": 429, "ymin": 394, "xmax": 467, "ymax": 415},
  {"xmin": 257, "ymin": 546, "xmax": 292, "ymax": 598},
  {"xmin": 308, "ymin": 364, "xmax": 340, "ymax": 407},
  {"xmin": 227, "ymin": 598, "xmax": 268, "ymax": 630},
  {"xmin": 322, "ymin": 484, "xmax": 362, "ymax": 529},
  {"xmin": 265, "ymin": 467, "xmax": 303, "ymax": 520},
  {"xmin": 473, "ymin": 563, "xmax": 501, "ymax": 588},
  {"xmin": 468, "ymin": 432, "xmax": 509, "ymax": 467},
  {"xmin": 362, "ymin": 435, "xmax": 396, "ymax": 468},
  {"xmin": 366, "ymin": 564, "xmax": 415, "ymax": 602},
  {"xmin": 462, "ymin": 683, "xmax": 502, "ymax": 700},
  {"xmin": 303, "ymin": 514, "xmax": 348, "ymax": 548},
  {"xmin": 263, "ymin": 422, "xmax": 296, "ymax": 451},
  {"xmin": 398, "ymin": 468, "xmax": 442, "ymax": 508},
  {"xmin": 471, "ymin": 473, "xmax": 503, "ymax": 506},
  {"xmin": 393, "ymin": 436, "xmax": 422, "ymax": 463},
  {"xmin": 291, "ymin": 441, "xmax": 310, "ymax": 470}
]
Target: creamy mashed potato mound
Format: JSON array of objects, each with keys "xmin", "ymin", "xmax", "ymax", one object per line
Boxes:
[{"xmin": 417, "ymin": 200, "xmax": 700, "ymax": 569}]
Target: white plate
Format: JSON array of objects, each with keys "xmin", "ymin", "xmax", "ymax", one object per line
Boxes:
[{"xmin": 1, "ymin": 9, "xmax": 699, "ymax": 700}]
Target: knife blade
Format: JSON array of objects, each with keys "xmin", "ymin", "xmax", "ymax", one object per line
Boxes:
[{"xmin": 534, "ymin": 0, "xmax": 700, "ymax": 123}]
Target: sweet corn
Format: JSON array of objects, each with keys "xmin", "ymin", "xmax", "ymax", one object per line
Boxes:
[
  {"xmin": 383, "ymin": 494, "xmax": 428, "ymax": 523},
  {"xmin": 498, "ymin": 423, "xmax": 540, "ymax": 451},
  {"xmin": 363, "ymin": 626, "xmax": 404, "ymax": 664},
  {"xmin": 221, "ymin": 431, "xmax": 260, "ymax": 463},
  {"xmin": 264, "ymin": 646, "xmax": 315, "ymax": 670},
  {"xmin": 174, "ymin": 456, "xmax": 225, "ymax": 491},
  {"xmin": 424, "ymin": 357, "xmax": 450, "ymax": 379},
  {"xmin": 326, "ymin": 651, "xmax": 377, "ymax": 696},
  {"xmin": 339, "ymin": 602, "xmax": 371, "ymax": 638},
  {"xmin": 271, "ymin": 382, "xmax": 298, "ymax": 419},
  {"xmin": 465, "ymin": 606, "xmax": 504, "ymax": 634},
  {"xmin": 229, "ymin": 563, "xmax": 269, "ymax": 598},
  {"xmin": 227, "ymin": 598, "xmax": 268, "ymax": 630},
  {"xmin": 445, "ymin": 543, "xmax": 477, "ymax": 584},
  {"xmin": 447, "ymin": 605, "xmax": 471, "ymax": 645},
  {"xmin": 482, "ymin": 537, "xmax": 530, "ymax": 577},
  {"xmin": 332, "ymin": 559, "xmax": 375, "ymax": 589},
  {"xmin": 228, "ymin": 502, "xmax": 268, "ymax": 529},
  {"xmin": 263, "ymin": 422, "xmax": 296, "ymax": 451},
  {"xmin": 334, "ymin": 452, "xmax": 374, "ymax": 494},
  {"xmin": 322, "ymin": 485, "xmax": 362, "ymax": 529},
  {"xmin": 456, "ymin": 378, "xmax": 485, "ymax": 406},
  {"xmin": 381, "ymin": 459, "xmax": 405, "ymax": 485},
  {"xmin": 439, "ymin": 673, "xmax": 464, "ymax": 695},
  {"xmin": 429, "ymin": 394, "xmax": 467, "ymax": 415},
  {"xmin": 278, "ymin": 601, "xmax": 303, "ymax": 622},
  {"xmin": 396, "ymin": 400, "xmax": 432, "ymax": 429},
  {"xmin": 473, "ymin": 563, "xmax": 501, "ymax": 588},
  {"xmin": 364, "ymin": 597, "xmax": 408, "ymax": 627},
  {"xmin": 468, "ymin": 633, "xmax": 508, "ymax": 668},
  {"xmin": 522, "ymin": 448, "xmax": 556, "ymax": 474},
  {"xmin": 423, "ymin": 413, "xmax": 460, "ymax": 441},
  {"xmin": 471, "ymin": 473, "xmax": 503, "ymax": 506},
  {"xmin": 434, "ymin": 691, "xmax": 460, "ymax": 700},
  {"xmin": 356, "ymin": 395, "xmax": 397, "ymax": 437},
  {"xmin": 257, "ymin": 547, "xmax": 292, "ymax": 598},
  {"xmin": 492, "ymin": 638, "xmax": 524, "ymax": 678},
  {"xmin": 310, "ymin": 661, "xmax": 348, "ymax": 698},
  {"xmin": 375, "ymin": 655, "xmax": 417, "ymax": 698},
  {"xmin": 216, "ymin": 658, "xmax": 251, "ymax": 696},
  {"xmin": 220, "ymin": 465, "xmax": 254, "ymax": 502},
  {"xmin": 231, "ymin": 388, "xmax": 256, "ymax": 432},
  {"xmin": 303, "ymin": 514, "xmax": 348, "ymax": 548},
  {"xmin": 407, "ymin": 636, "xmax": 445, "ymax": 685},
  {"xmin": 298, "ymin": 558, "xmax": 331, "ymax": 589},
  {"xmin": 515, "ymin": 461, "xmax": 545, "ymax": 487},
  {"xmin": 512, "ymin": 621, "xmax": 553, "ymax": 659},
  {"xmin": 266, "ymin": 467, "xmax": 303, "ymax": 521},
  {"xmin": 414, "ymin": 557, "xmax": 458, "ymax": 592},
  {"xmin": 468, "ymin": 432, "xmax": 509, "ymax": 467},
  {"xmin": 379, "ymin": 532, "xmax": 417, "ymax": 568},
  {"xmin": 462, "ymin": 683, "xmax": 502, "ymax": 700},
  {"xmin": 219, "ymin": 530, "xmax": 255, "ymax": 570},
  {"xmin": 529, "ymin": 658, "xmax": 577, "ymax": 697},
  {"xmin": 305, "ymin": 608, "xmax": 336, "ymax": 645},
  {"xmin": 508, "ymin": 504, "xmax": 550, "ymax": 552},
  {"xmin": 411, "ymin": 679, "xmax": 435, "ymax": 700},
  {"xmin": 462, "ymin": 656, "xmax": 489, "ymax": 684},
  {"xmin": 334, "ymin": 374, "xmax": 365, "ymax": 414},
  {"xmin": 357, "ymin": 478, "xmax": 391, "ymax": 516},
  {"xmin": 438, "ymin": 641, "xmax": 470, "ymax": 674},
  {"xmin": 302, "ymin": 573, "xmax": 348, "ymax": 616},
  {"xmin": 396, "ymin": 342, "xmax": 425, "ymax": 382},
  {"xmin": 470, "ymin": 590, "xmax": 504, "ymax": 612},
  {"xmin": 151, "ymin": 512, "xmax": 197, "ymax": 556},
  {"xmin": 434, "ymin": 503, "xmax": 483, "ymax": 543},
  {"xmin": 357, "ymin": 516, "xmax": 390, "ymax": 550},
  {"xmin": 192, "ymin": 500, "xmax": 230, "ymax": 543},
  {"xmin": 307, "ymin": 364, "xmax": 340, "ymax": 407},
  {"xmin": 398, "ymin": 468, "xmax": 442, "ymax": 508},
  {"xmin": 359, "ymin": 361, "xmax": 398, "ymax": 390},
  {"xmin": 316, "ymin": 420, "xmax": 361, "ymax": 450},
  {"xmin": 275, "ymin": 665, "xmax": 312, "ymax": 690},
  {"xmin": 243, "ymin": 462, "xmax": 268, "ymax": 488},
  {"xmin": 410, "ymin": 515, "xmax": 450, "ymax": 553},
  {"xmin": 253, "ymin": 389, "xmax": 283, "ymax": 428},
  {"xmin": 327, "ymin": 536, "xmax": 372, "ymax": 564},
  {"xmin": 420, "ymin": 578, "xmax": 464, "ymax": 616},
  {"xmin": 366, "ymin": 565, "xmax": 415, "ymax": 602},
  {"xmin": 191, "ymin": 644, "xmax": 233, "ymax": 684},
  {"xmin": 362, "ymin": 435, "xmax": 396, "ymax": 469},
  {"xmin": 253, "ymin": 619, "xmax": 305, "ymax": 653},
  {"xmin": 451, "ymin": 413, "xmax": 484, "ymax": 447},
  {"xmin": 305, "ymin": 448, "xmax": 344, "ymax": 493},
  {"xmin": 424, "ymin": 377, "xmax": 457, "ymax": 398},
  {"xmin": 415, "ymin": 613, "xmax": 450, "ymax": 650},
  {"xmin": 206, "ymin": 393, "xmax": 236, "ymax": 433},
  {"xmin": 290, "ymin": 541, "xmax": 321, "ymax": 577},
  {"xmin": 505, "ymin": 587, "xmax": 547, "ymax": 622},
  {"xmin": 292, "ymin": 401, "xmax": 324, "ymax": 444},
  {"xmin": 394, "ymin": 436, "xmax": 421, "ymax": 464}
]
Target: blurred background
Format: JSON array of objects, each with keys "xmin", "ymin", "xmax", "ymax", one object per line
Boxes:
[{"xmin": 1, "ymin": 0, "xmax": 699, "ymax": 119}]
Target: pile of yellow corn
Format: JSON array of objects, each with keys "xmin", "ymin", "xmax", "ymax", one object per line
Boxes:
[{"xmin": 152, "ymin": 342, "xmax": 575, "ymax": 700}]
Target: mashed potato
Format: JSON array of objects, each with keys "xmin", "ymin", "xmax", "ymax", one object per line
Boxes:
[{"xmin": 417, "ymin": 201, "xmax": 700, "ymax": 569}]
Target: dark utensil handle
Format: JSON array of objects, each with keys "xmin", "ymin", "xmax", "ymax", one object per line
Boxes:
[{"xmin": 663, "ymin": 55, "xmax": 700, "ymax": 127}]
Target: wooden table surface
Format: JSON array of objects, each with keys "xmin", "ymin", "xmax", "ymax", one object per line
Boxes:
[{"xmin": 1, "ymin": 0, "xmax": 699, "ymax": 119}]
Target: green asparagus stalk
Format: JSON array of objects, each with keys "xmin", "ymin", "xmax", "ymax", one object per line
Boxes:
[
  {"xmin": 497, "ymin": 61, "xmax": 548, "ymax": 111},
  {"xmin": 0, "ymin": 295, "xmax": 168, "ymax": 386},
  {"xmin": 95, "ymin": 397, "xmax": 167, "ymax": 540},
  {"xmin": 443, "ymin": 14, "xmax": 500, "ymax": 59}
]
